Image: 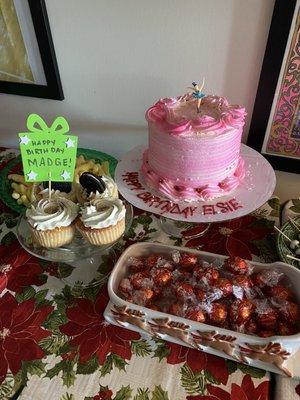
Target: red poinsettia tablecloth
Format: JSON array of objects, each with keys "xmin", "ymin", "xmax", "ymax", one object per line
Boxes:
[{"xmin": 0, "ymin": 147, "xmax": 295, "ymax": 400}]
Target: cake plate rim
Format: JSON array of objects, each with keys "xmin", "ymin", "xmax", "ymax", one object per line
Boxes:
[{"xmin": 115, "ymin": 144, "xmax": 276, "ymax": 223}]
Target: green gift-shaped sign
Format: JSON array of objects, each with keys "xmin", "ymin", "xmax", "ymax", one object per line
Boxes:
[{"xmin": 19, "ymin": 114, "xmax": 78, "ymax": 183}]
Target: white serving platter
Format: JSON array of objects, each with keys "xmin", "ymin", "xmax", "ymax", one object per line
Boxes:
[{"xmin": 105, "ymin": 242, "xmax": 300, "ymax": 377}]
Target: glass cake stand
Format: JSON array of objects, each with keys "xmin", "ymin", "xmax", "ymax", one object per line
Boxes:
[
  {"xmin": 157, "ymin": 217, "xmax": 211, "ymax": 239},
  {"xmin": 16, "ymin": 202, "xmax": 133, "ymax": 288}
]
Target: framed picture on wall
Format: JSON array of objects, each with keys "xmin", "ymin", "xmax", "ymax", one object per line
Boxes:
[
  {"xmin": 247, "ymin": 0, "xmax": 299, "ymax": 173},
  {"xmin": 0, "ymin": 0, "xmax": 63, "ymax": 100}
]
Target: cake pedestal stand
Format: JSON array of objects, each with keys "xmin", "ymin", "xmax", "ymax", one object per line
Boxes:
[
  {"xmin": 16, "ymin": 202, "xmax": 133, "ymax": 288},
  {"xmin": 115, "ymin": 144, "xmax": 276, "ymax": 233},
  {"xmin": 157, "ymin": 217, "xmax": 211, "ymax": 239}
]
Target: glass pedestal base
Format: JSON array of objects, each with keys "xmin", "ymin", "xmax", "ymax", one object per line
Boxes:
[{"xmin": 158, "ymin": 217, "xmax": 210, "ymax": 239}]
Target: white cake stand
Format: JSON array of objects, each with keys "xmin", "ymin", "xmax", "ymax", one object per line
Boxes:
[{"xmin": 115, "ymin": 144, "xmax": 276, "ymax": 237}]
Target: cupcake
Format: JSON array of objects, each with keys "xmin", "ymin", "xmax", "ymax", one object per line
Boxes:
[
  {"xmin": 26, "ymin": 197, "xmax": 78, "ymax": 248},
  {"xmin": 77, "ymin": 198, "xmax": 126, "ymax": 245},
  {"xmin": 75, "ymin": 172, "xmax": 118, "ymax": 204}
]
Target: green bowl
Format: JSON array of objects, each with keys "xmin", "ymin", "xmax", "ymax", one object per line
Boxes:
[
  {"xmin": 0, "ymin": 148, "xmax": 118, "ymax": 214},
  {"xmin": 276, "ymin": 216, "xmax": 300, "ymax": 268}
]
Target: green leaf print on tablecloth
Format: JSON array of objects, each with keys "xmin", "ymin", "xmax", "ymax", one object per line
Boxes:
[
  {"xmin": 58, "ymin": 263, "xmax": 75, "ymax": 279},
  {"xmin": 100, "ymin": 354, "xmax": 128, "ymax": 377},
  {"xmin": 21, "ymin": 360, "xmax": 46, "ymax": 383},
  {"xmin": 114, "ymin": 385, "xmax": 132, "ymax": 400},
  {"xmin": 125, "ymin": 213, "xmax": 156, "ymax": 242},
  {"xmin": 152, "ymin": 339, "xmax": 171, "ymax": 362},
  {"xmin": 15, "ymin": 287, "xmax": 51, "ymax": 307},
  {"xmin": 131, "ymin": 340, "xmax": 152, "ymax": 357},
  {"xmin": 34, "ymin": 288, "xmax": 52, "ymax": 306},
  {"xmin": 46, "ymin": 359, "xmax": 76, "ymax": 388},
  {"xmin": 226, "ymin": 360, "xmax": 266, "ymax": 379},
  {"xmin": 1, "ymin": 231, "xmax": 16, "ymax": 245},
  {"xmin": 181, "ymin": 363, "xmax": 214, "ymax": 395},
  {"xmin": 133, "ymin": 388, "xmax": 151, "ymax": 400},
  {"xmin": 44, "ymin": 309, "xmax": 67, "ymax": 332},
  {"xmin": 0, "ymin": 212, "xmax": 18, "ymax": 228},
  {"xmin": 237, "ymin": 364, "xmax": 266, "ymax": 379},
  {"xmin": 151, "ymin": 385, "xmax": 169, "ymax": 400},
  {"xmin": 60, "ymin": 394, "xmax": 74, "ymax": 400},
  {"xmin": 0, "ymin": 373, "xmax": 19, "ymax": 400},
  {"xmin": 97, "ymin": 251, "xmax": 117, "ymax": 277},
  {"xmin": 15, "ymin": 286, "xmax": 36, "ymax": 302},
  {"xmin": 76, "ymin": 356, "xmax": 99, "ymax": 375},
  {"xmin": 83, "ymin": 386, "xmax": 169, "ymax": 400},
  {"xmin": 71, "ymin": 282, "xmax": 104, "ymax": 302},
  {"xmin": 226, "ymin": 360, "xmax": 238, "ymax": 374},
  {"xmin": 39, "ymin": 333, "xmax": 68, "ymax": 354},
  {"xmin": 84, "ymin": 385, "xmax": 113, "ymax": 400},
  {"xmin": 252, "ymin": 237, "xmax": 278, "ymax": 262}
]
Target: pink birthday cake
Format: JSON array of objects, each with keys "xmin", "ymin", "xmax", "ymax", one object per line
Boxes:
[{"xmin": 141, "ymin": 92, "xmax": 246, "ymax": 202}]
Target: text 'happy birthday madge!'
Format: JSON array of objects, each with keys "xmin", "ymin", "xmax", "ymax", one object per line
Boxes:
[{"xmin": 19, "ymin": 114, "xmax": 78, "ymax": 182}]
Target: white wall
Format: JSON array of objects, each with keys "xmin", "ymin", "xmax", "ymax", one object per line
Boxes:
[
  {"xmin": 3, "ymin": 0, "xmax": 298, "ymax": 199},
  {"xmin": 0, "ymin": 0, "xmax": 275, "ymax": 158}
]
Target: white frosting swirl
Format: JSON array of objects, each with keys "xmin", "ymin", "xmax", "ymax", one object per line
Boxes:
[
  {"xmin": 26, "ymin": 197, "xmax": 78, "ymax": 231},
  {"xmin": 78, "ymin": 176, "xmax": 118, "ymax": 202},
  {"xmin": 40, "ymin": 188, "xmax": 71, "ymax": 199},
  {"xmin": 80, "ymin": 198, "xmax": 126, "ymax": 229}
]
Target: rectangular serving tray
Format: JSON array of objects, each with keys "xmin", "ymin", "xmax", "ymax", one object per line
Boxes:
[{"xmin": 105, "ymin": 242, "xmax": 300, "ymax": 377}]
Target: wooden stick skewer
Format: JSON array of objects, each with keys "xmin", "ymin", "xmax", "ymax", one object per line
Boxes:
[
  {"xmin": 290, "ymin": 218, "xmax": 300, "ymax": 232},
  {"xmin": 274, "ymin": 225, "xmax": 293, "ymax": 242},
  {"xmin": 48, "ymin": 172, "xmax": 52, "ymax": 201},
  {"xmin": 287, "ymin": 254, "xmax": 300, "ymax": 262}
]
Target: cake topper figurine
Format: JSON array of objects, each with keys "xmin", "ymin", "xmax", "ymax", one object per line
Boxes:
[{"xmin": 188, "ymin": 78, "xmax": 205, "ymax": 113}]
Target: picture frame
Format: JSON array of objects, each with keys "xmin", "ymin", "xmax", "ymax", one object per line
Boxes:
[
  {"xmin": 247, "ymin": 0, "xmax": 299, "ymax": 173},
  {"xmin": 0, "ymin": 0, "xmax": 64, "ymax": 100}
]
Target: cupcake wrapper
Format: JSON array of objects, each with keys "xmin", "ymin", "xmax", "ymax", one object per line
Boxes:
[
  {"xmin": 77, "ymin": 218, "xmax": 125, "ymax": 245},
  {"xmin": 30, "ymin": 223, "xmax": 76, "ymax": 248}
]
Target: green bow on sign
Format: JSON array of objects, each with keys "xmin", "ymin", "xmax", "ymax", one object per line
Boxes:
[
  {"xmin": 19, "ymin": 113, "xmax": 78, "ymax": 183},
  {"xmin": 26, "ymin": 114, "xmax": 70, "ymax": 135}
]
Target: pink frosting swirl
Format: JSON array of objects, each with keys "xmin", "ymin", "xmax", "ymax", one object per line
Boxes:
[
  {"xmin": 146, "ymin": 95, "xmax": 246, "ymax": 136},
  {"xmin": 141, "ymin": 151, "xmax": 245, "ymax": 202},
  {"xmin": 218, "ymin": 158, "xmax": 246, "ymax": 191}
]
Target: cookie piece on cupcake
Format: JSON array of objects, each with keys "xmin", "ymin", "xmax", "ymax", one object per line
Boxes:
[
  {"xmin": 77, "ymin": 198, "xmax": 126, "ymax": 245},
  {"xmin": 75, "ymin": 172, "xmax": 118, "ymax": 204},
  {"xmin": 38, "ymin": 181, "xmax": 77, "ymax": 202},
  {"xmin": 26, "ymin": 197, "xmax": 78, "ymax": 248}
]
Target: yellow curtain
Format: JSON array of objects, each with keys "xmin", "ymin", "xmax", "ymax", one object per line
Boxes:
[{"xmin": 0, "ymin": 0, "xmax": 34, "ymax": 83}]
